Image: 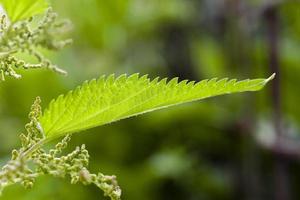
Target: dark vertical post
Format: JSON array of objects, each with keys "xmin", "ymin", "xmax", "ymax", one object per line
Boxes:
[
  {"xmin": 264, "ymin": 6, "xmax": 290, "ymax": 200},
  {"xmin": 162, "ymin": 24, "xmax": 197, "ymax": 81}
]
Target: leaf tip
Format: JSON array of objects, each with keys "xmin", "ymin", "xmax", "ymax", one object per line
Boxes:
[{"xmin": 266, "ymin": 73, "xmax": 276, "ymax": 82}]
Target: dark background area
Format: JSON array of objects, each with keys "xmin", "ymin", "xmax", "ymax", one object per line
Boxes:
[{"xmin": 1, "ymin": 0, "xmax": 300, "ymax": 199}]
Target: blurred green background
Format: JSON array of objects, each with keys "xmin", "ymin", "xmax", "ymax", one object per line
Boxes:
[{"xmin": 1, "ymin": 0, "xmax": 300, "ymax": 199}]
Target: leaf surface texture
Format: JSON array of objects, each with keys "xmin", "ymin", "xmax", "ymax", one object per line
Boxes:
[
  {"xmin": 0, "ymin": 0, "xmax": 48, "ymax": 22},
  {"xmin": 40, "ymin": 74, "xmax": 274, "ymax": 139}
]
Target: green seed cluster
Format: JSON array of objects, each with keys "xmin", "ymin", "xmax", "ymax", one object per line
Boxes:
[
  {"xmin": 0, "ymin": 97, "xmax": 121, "ymax": 200},
  {"xmin": 0, "ymin": 97, "xmax": 43, "ymax": 193},
  {"xmin": 20, "ymin": 96, "xmax": 44, "ymax": 148},
  {"xmin": 0, "ymin": 8, "xmax": 72, "ymax": 81}
]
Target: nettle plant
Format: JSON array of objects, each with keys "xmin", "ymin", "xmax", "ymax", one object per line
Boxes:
[
  {"xmin": 0, "ymin": 0, "xmax": 71, "ymax": 80},
  {"xmin": 0, "ymin": 1, "xmax": 274, "ymax": 200}
]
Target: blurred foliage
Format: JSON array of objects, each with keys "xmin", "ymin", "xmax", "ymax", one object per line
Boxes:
[{"xmin": 0, "ymin": 0, "xmax": 300, "ymax": 199}]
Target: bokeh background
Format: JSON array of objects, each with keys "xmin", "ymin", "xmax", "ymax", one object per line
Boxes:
[{"xmin": 0, "ymin": 0, "xmax": 300, "ymax": 199}]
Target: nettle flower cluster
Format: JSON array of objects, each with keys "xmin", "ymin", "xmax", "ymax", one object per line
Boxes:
[
  {"xmin": 0, "ymin": 97, "xmax": 121, "ymax": 200},
  {"xmin": 0, "ymin": 8, "xmax": 72, "ymax": 81}
]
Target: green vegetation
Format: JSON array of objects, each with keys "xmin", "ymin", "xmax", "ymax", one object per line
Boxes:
[{"xmin": 2, "ymin": 0, "xmax": 298, "ymax": 200}]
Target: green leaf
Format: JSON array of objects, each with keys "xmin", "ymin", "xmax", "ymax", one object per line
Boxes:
[
  {"xmin": 40, "ymin": 73, "xmax": 275, "ymax": 140},
  {"xmin": 0, "ymin": 0, "xmax": 48, "ymax": 22}
]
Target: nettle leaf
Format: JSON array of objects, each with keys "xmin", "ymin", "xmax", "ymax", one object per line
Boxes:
[
  {"xmin": 0, "ymin": 0, "xmax": 48, "ymax": 22},
  {"xmin": 40, "ymin": 74, "xmax": 275, "ymax": 140}
]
